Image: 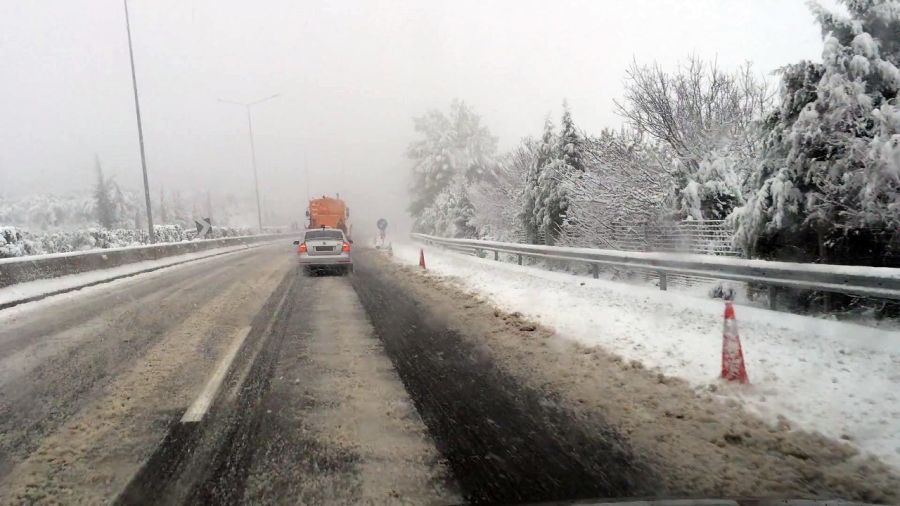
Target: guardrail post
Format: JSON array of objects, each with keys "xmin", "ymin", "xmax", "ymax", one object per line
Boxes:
[
  {"xmin": 768, "ymin": 286, "xmax": 777, "ymax": 310},
  {"xmin": 592, "ymin": 264, "xmax": 599, "ymax": 279},
  {"xmin": 517, "ymin": 254, "xmax": 522, "ymax": 266},
  {"xmin": 658, "ymin": 271, "xmax": 667, "ymax": 291},
  {"xmin": 494, "ymin": 250, "xmax": 499, "ymax": 261}
]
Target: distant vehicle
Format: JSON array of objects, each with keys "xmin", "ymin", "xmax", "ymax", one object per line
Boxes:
[
  {"xmin": 294, "ymin": 227, "xmax": 353, "ymax": 275},
  {"xmin": 306, "ymin": 195, "xmax": 351, "ymax": 238}
]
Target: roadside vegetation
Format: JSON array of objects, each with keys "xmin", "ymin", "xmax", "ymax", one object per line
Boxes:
[{"xmin": 407, "ymin": 0, "xmax": 900, "ymax": 273}]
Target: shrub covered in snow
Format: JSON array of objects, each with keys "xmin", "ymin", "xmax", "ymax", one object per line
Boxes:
[
  {"xmin": 0, "ymin": 227, "xmax": 40, "ymax": 258},
  {"xmin": 0, "ymin": 225, "xmax": 256, "ymax": 259}
]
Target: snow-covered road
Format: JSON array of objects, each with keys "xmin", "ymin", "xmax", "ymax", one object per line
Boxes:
[{"xmin": 396, "ymin": 242, "xmax": 900, "ymax": 472}]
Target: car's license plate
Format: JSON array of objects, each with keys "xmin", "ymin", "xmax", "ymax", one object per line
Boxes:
[{"xmin": 315, "ymin": 246, "xmax": 334, "ymax": 252}]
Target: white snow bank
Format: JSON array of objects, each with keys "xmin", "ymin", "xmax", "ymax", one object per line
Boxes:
[
  {"xmin": 395, "ymin": 242, "xmax": 900, "ymax": 471},
  {"xmin": 0, "ymin": 243, "xmax": 259, "ymax": 309}
]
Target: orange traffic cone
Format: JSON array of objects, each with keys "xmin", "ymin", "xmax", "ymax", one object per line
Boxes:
[
  {"xmin": 721, "ymin": 300, "xmax": 748, "ymax": 384},
  {"xmin": 419, "ymin": 248, "xmax": 426, "ymax": 270}
]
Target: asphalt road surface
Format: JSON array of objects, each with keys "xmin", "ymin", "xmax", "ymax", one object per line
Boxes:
[
  {"xmin": 10, "ymin": 244, "xmax": 893, "ymax": 505},
  {"xmin": 0, "ymin": 243, "xmax": 654, "ymax": 505}
]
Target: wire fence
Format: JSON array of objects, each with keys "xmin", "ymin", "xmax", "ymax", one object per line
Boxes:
[
  {"xmin": 589, "ymin": 220, "xmax": 737, "ymax": 256},
  {"xmin": 508, "ymin": 220, "xmax": 736, "ymax": 289}
]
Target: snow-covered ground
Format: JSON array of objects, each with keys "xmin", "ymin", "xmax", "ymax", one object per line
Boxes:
[
  {"xmin": 394, "ymin": 242, "xmax": 900, "ymax": 471},
  {"xmin": 0, "ymin": 243, "xmax": 260, "ymax": 309}
]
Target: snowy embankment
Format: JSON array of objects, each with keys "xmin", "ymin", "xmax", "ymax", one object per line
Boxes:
[{"xmin": 394, "ymin": 242, "xmax": 900, "ymax": 471}]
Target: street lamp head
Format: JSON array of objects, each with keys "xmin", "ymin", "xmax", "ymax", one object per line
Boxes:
[
  {"xmin": 249, "ymin": 93, "xmax": 281, "ymax": 106},
  {"xmin": 218, "ymin": 94, "xmax": 281, "ymax": 108},
  {"xmin": 216, "ymin": 93, "xmax": 279, "ymax": 234},
  {"xmin": 217, "ymin": 98, "xmax": 245, "ymax": 106}
]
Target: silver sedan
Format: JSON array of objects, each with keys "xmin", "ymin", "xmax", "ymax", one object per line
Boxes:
[{"xmin": 294, "ymin": 228, "xmax": 353, "ymax": 275}]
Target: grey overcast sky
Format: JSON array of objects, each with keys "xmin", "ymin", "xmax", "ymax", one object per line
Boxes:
[{"xmin": 1, "ymin": 0, "xmax": 832, "ymax": 228}]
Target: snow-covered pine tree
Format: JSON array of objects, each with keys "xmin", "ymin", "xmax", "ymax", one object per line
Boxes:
[
  {"xmin": 93, "ymin": 157, "xmax": 115, "ymax": 229},
  {"xmin": 558, "ymin": 100, "xmax": 585, "ymax": 173},
  {"xmin": 522, "ymin": 118, "xmax": 555, "ymax": 243},
  {"xmin": 531, "ymin": 106, "xmax": 580, "ymax": 246},
  {"xmin": 444, "ymin": 182, "xmax": 478, "ymax": 238},
  {"xmin": 534, "ymin": 158, "xmax": 569, "ymax": 245},
  {"xmin": 733, "ymin": 0, "xmax": 900, "ymax": 266}
]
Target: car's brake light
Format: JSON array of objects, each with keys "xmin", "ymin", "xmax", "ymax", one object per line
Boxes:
[
  {"xmin": 298, "ymin": 242, "xmax": 307, "ymax": 253},
  {"xmin": 342, "ymin": 241, "xmax": 351, "ymax": 252}
]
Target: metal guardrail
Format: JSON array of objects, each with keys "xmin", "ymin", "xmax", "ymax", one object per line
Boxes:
[{"xmin": 411, "ymin": 233, "xmax": 900, "ymax": 308}]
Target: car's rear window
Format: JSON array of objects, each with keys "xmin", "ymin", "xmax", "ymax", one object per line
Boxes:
[{"xmin": 305, "ymin": 230, "xmax": 344, "ymax": 240}]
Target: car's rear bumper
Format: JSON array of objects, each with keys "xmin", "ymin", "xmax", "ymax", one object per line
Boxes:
[{"xmin": 298, "ymin": 254, "xmax": 352, "ymax": 266}]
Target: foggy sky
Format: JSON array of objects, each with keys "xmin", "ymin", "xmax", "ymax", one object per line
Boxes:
[{"xmin": 1, "ymin": 0, "xmax": 831, "ymax": 232}]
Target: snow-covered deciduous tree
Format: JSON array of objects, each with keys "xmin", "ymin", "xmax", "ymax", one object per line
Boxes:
[
  {"xmin": 560, "ymin": 128, "xmax": 676, "ymax": 247},
  {"xmin": 616, "ymin": 56, "xmax": 769, "ymax": 220},
  {"xmin": 407, "ymin": 100, "xmax": 497, "ymax": 234},
  {"xmin": 469, "ymin": 139, "xmax": 532, "ymax": 241},
  {"xmin": 733, "ymin": 0, "xmax": 900, "ymax": 266},
  {"xmin": 93, "ymin": 157, "xmax": 116, "ymax": 229}
]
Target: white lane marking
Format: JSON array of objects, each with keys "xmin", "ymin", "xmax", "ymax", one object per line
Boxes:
[
  {"xmin": 225, "ymin": 285, "xmax": 292, "ymax": 401},
  {"xmin": 181, "ymin": 325, "xmax": 252, "ymax": 423}
]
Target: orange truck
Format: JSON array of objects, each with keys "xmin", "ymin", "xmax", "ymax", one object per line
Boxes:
[{"xmin": 306, "ymin": 195, "xmax": 351, "ymax": 237}]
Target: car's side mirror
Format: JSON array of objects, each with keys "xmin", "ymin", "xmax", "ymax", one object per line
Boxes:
[{"xmin": 292, "ymin": 240, "xmax": 300, "ymax": 245}]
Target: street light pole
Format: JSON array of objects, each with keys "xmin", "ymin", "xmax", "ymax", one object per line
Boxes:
[
  {"xmin": 245, "ymin": 107, "xmax": 263, "ymax": 233},
  {"xmin": 219, "ymin": 94, "xmax": 279, "ymax": 233},
  {"xmin": 123, "ymin": 0, "xmax": 155, "ymax": 243}
]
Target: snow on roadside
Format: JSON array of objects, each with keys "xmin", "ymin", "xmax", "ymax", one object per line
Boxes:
[
  {"xmin": 394, "ymin": 242, "xmax": 900, "ymax": 471},
  {"xmin": 0, "ymin": 243, "xmax": 266, "ymax": 310},
  {"xmin": 0, "ymin": 233, "xmax": 268, "ymax": 264}
]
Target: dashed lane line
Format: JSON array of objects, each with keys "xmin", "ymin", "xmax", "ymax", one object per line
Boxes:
[{"xmin": 180, "ymin": 326, "xmax": 252, "ymax": 423}]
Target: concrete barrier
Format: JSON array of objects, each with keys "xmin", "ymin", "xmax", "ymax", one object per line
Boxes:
[{"xmin": 0, "ymin": 234, "xmax": 288, "ymax": 289}]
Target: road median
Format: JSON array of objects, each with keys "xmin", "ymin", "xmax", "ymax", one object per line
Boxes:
[{"xmin": 0, "ymin": 234, "xmax": 290, "ymax": 310}]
